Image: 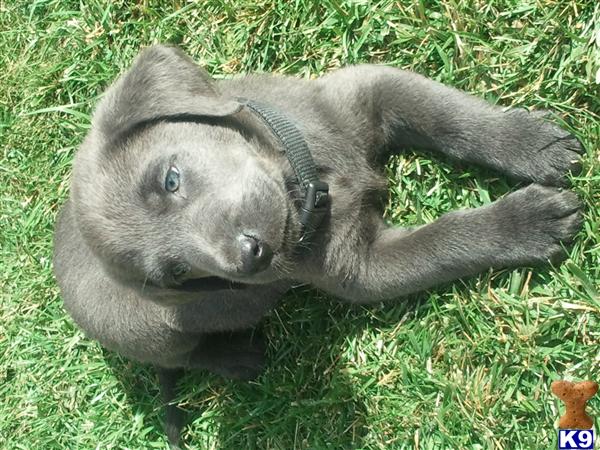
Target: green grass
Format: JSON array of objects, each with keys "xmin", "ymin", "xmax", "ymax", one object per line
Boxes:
[{"xmin": 1, "ymin": 1, "xmax": 599, "ymax": 449}]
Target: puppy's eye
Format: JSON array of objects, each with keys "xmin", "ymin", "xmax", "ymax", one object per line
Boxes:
[{"xmin": 164, "ymin": 166, "xmax": 180, "ymax": 193}]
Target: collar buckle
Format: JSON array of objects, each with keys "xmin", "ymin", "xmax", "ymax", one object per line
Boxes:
[{"xmin": 299, "ymin": 181, "xmax": 329, "ymax": 241}]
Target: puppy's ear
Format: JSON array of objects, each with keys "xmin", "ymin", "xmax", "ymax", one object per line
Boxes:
[{"xmin": 94, "ymin": 45, "xmax": 242, "ymax": 140}]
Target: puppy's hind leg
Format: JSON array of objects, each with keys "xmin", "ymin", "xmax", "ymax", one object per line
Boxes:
[
  {"xmin": 187, "ymin": 330, "xmax": 267, "ymax": 381},
  {"xmin": 320, "ymin": 65, "xmax": 583, "ymax": 185},
  {"xmin": 156, "ymin": 367, "xmax": 186, "ymax": 450}
]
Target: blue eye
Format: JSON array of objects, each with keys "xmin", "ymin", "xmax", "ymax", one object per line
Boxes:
[{"xmin": 164, "ymin": 166, "xmax": 180, "ymax": 193}]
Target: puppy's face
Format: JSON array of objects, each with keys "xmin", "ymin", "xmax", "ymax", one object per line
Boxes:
[{"xmin": 71, "ymin": 46, "xmax": 301, "ymax": 303}]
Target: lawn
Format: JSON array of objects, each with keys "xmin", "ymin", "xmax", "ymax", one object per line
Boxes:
[{"xmin": 1, "ymin": 1, "xmax": 599, "ymax": 449}]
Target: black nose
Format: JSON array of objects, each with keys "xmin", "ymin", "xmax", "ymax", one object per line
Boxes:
[{"xmin": 238, "ymin": 235, "xmax": 273, "ymax": 274}]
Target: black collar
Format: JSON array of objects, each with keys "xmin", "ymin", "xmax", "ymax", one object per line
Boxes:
[{"xmin": 237, "ymin": 98, "xmax": 329, "ymax": 243}]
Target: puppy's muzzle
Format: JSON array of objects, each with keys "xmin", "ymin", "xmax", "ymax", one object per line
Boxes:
[{"xmin": 238, "ymin": 234, "xmax": 273, "ymax": 274}]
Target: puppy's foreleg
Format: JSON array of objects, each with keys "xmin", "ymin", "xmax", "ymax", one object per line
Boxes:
[
  {"xmin": 312, "ymin": 185, "xmax": 580, "ymax": 303},
  {"xmin": 320, "ymin": 65, "xmax": 582, "ymax": 185}
]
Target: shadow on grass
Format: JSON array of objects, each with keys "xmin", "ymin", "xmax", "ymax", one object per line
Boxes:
[
  {"xmin": 102, "ymin": 350, "xmax": 167, "ymax": 443},
  {"xmin": 191, "ymin": 290, "xmax": 429, "ymax": 449},
  {"xmin": 101, "ymin": 289, "xmax": 428, "ymax": 449}
]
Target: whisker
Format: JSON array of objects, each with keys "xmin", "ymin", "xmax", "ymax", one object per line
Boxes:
[{"xmin": 141, "ymin": 276, "xmax": 149, "ymax": 292}]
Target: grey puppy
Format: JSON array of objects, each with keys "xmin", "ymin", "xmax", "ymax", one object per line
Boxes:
[{"xmin": 53, "ymin": 45, "xmax": 583, "ymax": 446}]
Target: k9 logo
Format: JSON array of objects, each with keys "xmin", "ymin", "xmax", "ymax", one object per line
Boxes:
[{"xmin": 558, "ymin": 429, "xmax": 594, "ymax": 450}]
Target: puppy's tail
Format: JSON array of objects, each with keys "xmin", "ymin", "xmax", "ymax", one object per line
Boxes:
[{"xmin": 157, "ymin": 367, "xmax": 186, "ymax": 449}]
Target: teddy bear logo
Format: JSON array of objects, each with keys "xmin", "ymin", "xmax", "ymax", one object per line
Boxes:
[{"xmin": 551, "ymin": 380, "xmax": 598, "ymax": 429}]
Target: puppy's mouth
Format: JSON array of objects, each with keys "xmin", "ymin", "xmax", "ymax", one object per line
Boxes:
[{"xmin": 173, "ymin": 276, "xmax": 249, "ymax": 292}]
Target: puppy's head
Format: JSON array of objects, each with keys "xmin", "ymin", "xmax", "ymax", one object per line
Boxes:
[{"xmin": 72, "ymin": 45, "xmax": 300, "ymax": 302}]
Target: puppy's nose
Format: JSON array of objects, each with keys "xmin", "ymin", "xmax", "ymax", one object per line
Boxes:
[{"xmin": 238, "ymin": 234, "xmax": 273, "ymax": 274}]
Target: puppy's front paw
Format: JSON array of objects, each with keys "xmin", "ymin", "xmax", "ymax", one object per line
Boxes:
[
  {"xmin": 496, "ymin": 184, "xmax": 582, "ymax": 263},
  {"xmin": 507, "ymin": 109, "xmax": 584, "ymax": 186}
]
